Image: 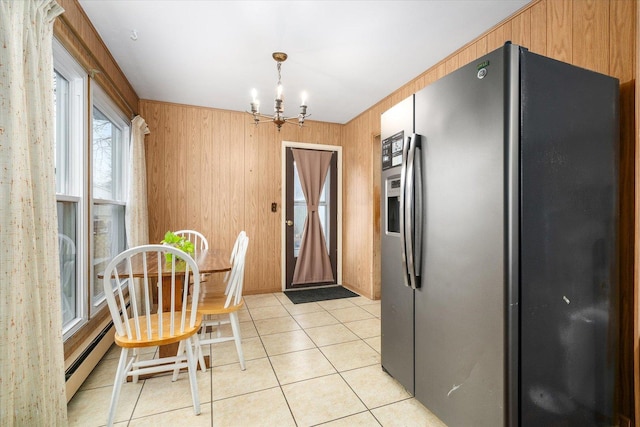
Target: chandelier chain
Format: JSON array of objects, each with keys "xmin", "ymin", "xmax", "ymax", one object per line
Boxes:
[{"xmin": 277, "ymin": 61, "xmax": 282, "ymax": 86}]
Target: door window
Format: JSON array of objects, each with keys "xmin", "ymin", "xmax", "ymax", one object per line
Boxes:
[{"xmin": 293, "ymin": 162, "xmax": 330, "ymax": 257}]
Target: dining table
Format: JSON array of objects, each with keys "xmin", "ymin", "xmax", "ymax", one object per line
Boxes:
[
  {"xmin": 156, "ymin": 249, "xmax": 231, "ymax": 358},
  {"xmin": 100, "ymin": 248, "xmax": 231, "ymax": 375}
]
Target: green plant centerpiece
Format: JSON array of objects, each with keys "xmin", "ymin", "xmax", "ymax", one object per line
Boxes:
[{"xmin": 160, "ymin": 231, "xmax": 195, "ymax": 263}]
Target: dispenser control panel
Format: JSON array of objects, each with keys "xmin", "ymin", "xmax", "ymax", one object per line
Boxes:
[
  {"xmin": 385, "ymin": 176, "xmax": 401, "ymax": 234},
  {"xmin": 381, "ymin": 131, "xmax": 404, "ymax": 171}
]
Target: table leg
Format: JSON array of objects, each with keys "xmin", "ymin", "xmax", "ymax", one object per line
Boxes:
[{"xmin": 156, "ymin": 276, "xmax": 211, "ymax": 368}]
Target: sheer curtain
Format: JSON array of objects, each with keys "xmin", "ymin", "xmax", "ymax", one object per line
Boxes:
[
  {"xmin": 291, "ymin": 149, "xmax": 334, "ymax": 285},
  {"xmin": 0, "ymin": 1, "xmax": 67, "ymax": 425},
  {"xmin": 125, "ymin": 115, "xmax": 150, "ymax": 248},
  {"xmin": 125, "ymin": 116, "xmax": 150, "ymax": 311}
]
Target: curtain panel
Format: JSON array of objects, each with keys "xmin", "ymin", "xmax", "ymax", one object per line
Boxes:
[
  {"xmin": 125, "ymin": 115, "xmax": 150, "ymax": 249},
  {"xmin": 0, "ymin": 0, "xmax": 67, "ymax": 425},
  {"xmin": 291, "ymin": 149, "xmax": 334, "ymax": 285},
  {"xmin": 125, "ymin": 116, "xmax": 150, "ymax": 312}
]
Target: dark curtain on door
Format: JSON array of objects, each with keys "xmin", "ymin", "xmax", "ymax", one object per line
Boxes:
[{"xmin": 291, "ymin": 148, "xmax": 334, "ymax": 285}]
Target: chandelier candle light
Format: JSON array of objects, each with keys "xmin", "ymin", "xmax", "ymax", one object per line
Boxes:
[{"xmin": 248, "ymin": 52, "xmax": 309, "ymax": 131}]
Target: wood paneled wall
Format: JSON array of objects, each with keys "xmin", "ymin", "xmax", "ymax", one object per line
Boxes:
[
  {"xmin": 341, "ymin": 0, "xmax": 637, "ymax": 423},
  {"xmin": 139, "ymin": 100, "xmax": 342, "ymax": 294}
]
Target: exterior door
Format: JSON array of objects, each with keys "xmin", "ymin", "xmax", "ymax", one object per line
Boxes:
[{"xmin": 284, "ymin": 145, "xmax": 338, "ymax": 290}]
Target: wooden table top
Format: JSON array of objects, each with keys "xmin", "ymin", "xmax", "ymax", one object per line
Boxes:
[{"xmin": 99, "ymin": 249, "xmax": 231, "ymax": 279}]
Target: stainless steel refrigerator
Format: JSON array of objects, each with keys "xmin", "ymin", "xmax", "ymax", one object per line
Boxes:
[{"xmin": 380, "ymin": 43, "xmax": 619, "ymax": 426}]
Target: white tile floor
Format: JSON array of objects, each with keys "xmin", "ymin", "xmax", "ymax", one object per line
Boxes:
[{"xmin": 67, "ymin": 292, "xmax": 447, "ymax": 426}]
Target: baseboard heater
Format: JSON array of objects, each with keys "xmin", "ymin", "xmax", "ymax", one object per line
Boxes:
[
  {"xmin": 65, "ymin": 321, "xmax": 113, "ymax": 382},
  {"xmin": 64, "ymin": 303, "xmax": 132, "ymax": 402}
]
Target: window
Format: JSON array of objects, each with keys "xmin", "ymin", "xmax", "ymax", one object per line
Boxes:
[
  {"xmin": 53, "ymin": 39, "xmax": 87, "ymax": 339},
  {"xmin": 292, "ymin": 162, "xmax": 330, "ymax": 257},
  {"xmin": 53, "ymin": 38, "xmax": 130, "ymax": 338},
  {"xmin": 90, "ymin": 84, "xmax": 129, "ymax": 312}
]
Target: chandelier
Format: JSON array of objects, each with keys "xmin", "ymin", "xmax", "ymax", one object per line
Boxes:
[{"xmin": 248, "ymin": 52, "xmax": 309, "ymax": 131}]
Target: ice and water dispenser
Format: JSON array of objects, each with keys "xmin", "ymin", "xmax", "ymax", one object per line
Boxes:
[
  {"xmin": 386, "ymin": 178, "xmax": 401, "ymax": 233},
  {"xmin": 382, "ymin": 131, "xmax": 404, "ymax": 235}
]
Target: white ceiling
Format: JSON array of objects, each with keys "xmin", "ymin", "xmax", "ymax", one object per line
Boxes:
[{"xmin": 78, "ymin": 0, "xmax": 530, "ymax": 124}]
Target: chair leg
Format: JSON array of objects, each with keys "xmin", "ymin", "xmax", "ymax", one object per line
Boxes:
[
  {"xmin": 193, "ymin": 333, "xmax": 207, "ymax": 372},
  {"xmin": 199, "ymin": 317, "xmax": 207, "ymax": 341},
  {"xmin": 184, "ymin": 337, "xmax": 201, "ymax": 415},
  {"xmin": 172, "ymin": 341, "xmax": 185, "ymax": 381},
  {"xmin": 201, "ymin": 315, "xmax": 222, "ymax": 339},
  {"xmin": 106, "ymin": 348, "xmax": 129, "ymax": 427},
  {"xmin": 229, "ymin": 312, "xmax": 245, "ymax": 370},
  {"xmin": 215, "ymin": 315, "xmax": 222, "ymax": 338},
  {"xmin": 131, "ymin": 348, "xmax": 140, "ymax": 383}
]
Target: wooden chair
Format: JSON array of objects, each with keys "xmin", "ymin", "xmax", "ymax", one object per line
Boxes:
[
  {"xmin": 102, "ymin": 244, "xmax": 202, "ymax": 427},
  {"xmin": 196, "ymin": 232, "xmax": 249, "ymax": 371},
  {"xmin": 174, "ymin": 229, "xmax": 209, "ymax": 255}
]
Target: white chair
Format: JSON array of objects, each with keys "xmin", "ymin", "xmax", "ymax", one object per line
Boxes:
[
  {"xmin": 196, "ymin": 232, "xmax": 249, "ymax": 371},
  {"xmin": 222, "ymin": 231, "xmax": 246, "ymax": 294},
  {"xmin": 102, "ymin": 244, "xmax": 202, "ymax": 427},
  {"xmin": 175, "ymin": 229, "xmax": 210, "ymax": 284},
  {"xmin": 194, "ymin": 231, "xmax": 246, "ymax": 370},
  {"xmin": 174, "ymin": 229, "xmax": 209, "ymax": 256}
]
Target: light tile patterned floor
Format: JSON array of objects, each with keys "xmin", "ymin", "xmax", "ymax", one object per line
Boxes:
[{"xmin": 67, "ymin": 292, "xmax": 447, "ymax": 426}]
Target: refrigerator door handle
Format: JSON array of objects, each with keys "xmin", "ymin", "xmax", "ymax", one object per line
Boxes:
[
  {"xmin": 403, "ymin": 133, "xmax": 421, "ymax": 290},
  {"xmin": 413, "ymin": 139, "xmax": 423, "ymax": 282},
  {"xmin": 399, "ymin": 134, "xmax": 411, "ymax": 288},
  {"xmin": 405, "ymin": 135, "xmax": 416, "ymax": 289}
]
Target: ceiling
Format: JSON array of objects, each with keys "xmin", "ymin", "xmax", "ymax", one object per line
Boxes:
[{"xmin": 78, "ymin": 0, "xmax": 530, "ymax": 124}]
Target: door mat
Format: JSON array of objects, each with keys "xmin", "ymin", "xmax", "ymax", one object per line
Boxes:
[{"xmin": 284, "ymin": 286, "xmax": 359, "ymax": 304}]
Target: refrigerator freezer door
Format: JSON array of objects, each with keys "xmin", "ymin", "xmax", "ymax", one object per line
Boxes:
[
  {"xmin": 519, "ymin": 49, "xmax": 619, "ymax": 426},
  {"xmin": 413, "ymin": 46, "xmax": 510, "ymax": 426},
  {"xmin": 381, "ymin": 95, "xmax": 415, "ymax": 394}
]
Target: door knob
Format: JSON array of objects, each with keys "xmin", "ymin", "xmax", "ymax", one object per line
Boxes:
[{"xmin": 286, "ymin": 220, "xmax": 293, "ymax": 226}]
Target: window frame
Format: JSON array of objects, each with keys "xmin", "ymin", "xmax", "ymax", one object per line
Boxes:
[
  {"xmin": 53, "ymin": 38, "xmax": 89, "ymax": 341},
  {"xmin": 89, "ymin": 81, "xmax": 130, "ymax": 315},
  {"xmin": 53, "ymin": 37, "xmax": 132, "ymax": 339}
]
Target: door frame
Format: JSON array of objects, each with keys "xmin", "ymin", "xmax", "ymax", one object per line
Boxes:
[
  {"xmin": 372, "ymin": 133, "xmax": 381, "ymax": 300},
  {"xmin": 281, "ymin": 141, "xmax": 342, "ymax": 291}
]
